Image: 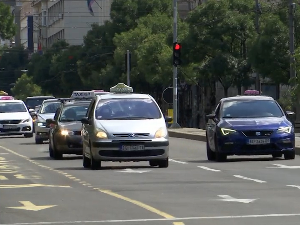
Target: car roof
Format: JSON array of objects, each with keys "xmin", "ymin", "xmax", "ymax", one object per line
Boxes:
[
  {"xmin": 26, "ymin": 96, "xmax": 55, "ymax": 99},
  {"xmin": 43, "ymin": 99, "xmax": 61, "ymax": 103},
  {"xmin": 220, "ymin": 95, "xmax": 274, "ymax": 102},
  {"xmin": 0, "ymin": 100, "xmax": 24, "ymax": 103},
  {"xmin": 63, "ymin": 100, "xmax": 91, "ymax": 106},
  {"xmin": 98, "ymin": 93, "xmax": 151, "ymax": 100}
]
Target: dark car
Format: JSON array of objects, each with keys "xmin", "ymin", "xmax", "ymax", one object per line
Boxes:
[
  {"xmin": 206, "ymin": 94, "xmax": 296, "ymax": 162},
  {"xmin": 46, "ymin": 101, "xmax": 91, "ymax": 159},
  {"xmin": 25, "ymin": 96, "xmax": 55, "ymax": 110}
]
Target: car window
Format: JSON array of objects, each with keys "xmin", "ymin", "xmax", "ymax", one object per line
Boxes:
[
  {"xmin": 221, "ymin": 100, "xmax": 284, "ymax": 118},
  {"xmin": 26, "ymin": 98, "xmax": 53, "ymax": 109},
  {"xmin": 0, "ymin": 102, "xmax": 27, "ymax": 113},
  {"xmin": 59, "ymin": 105, "xmax": 89, "ymax": 122},
  {"xmin": 95, "ymin": 98, "xmax": 162, "ymax": 120},
  {"xmin": 40, "ymin": 102, "xmax": 61, "ymax": 114}
]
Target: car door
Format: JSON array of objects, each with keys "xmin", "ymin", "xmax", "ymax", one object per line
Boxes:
[
  {"xmin": 82, "ymin": 99, "xmax": 96, "ymax": 146},
  {"xmin": 207, "ymin": 103, "xmax": 221, "ymax": 151}
]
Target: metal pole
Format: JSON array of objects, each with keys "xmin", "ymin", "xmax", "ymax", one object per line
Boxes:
[
  {"xmin": 126, "ymin": 50, "xmax": 130, "ymax": 86},
  {"xmin": 255, "ymin": 0, "xmax": 261, "ymax": 93},
  {"xmin": 289, "ymin": 1, "xmax": 296, "ymax": 80},
  {"xmin": 170, "ymin": 0, "xmax": 181, "ymax": 128}
]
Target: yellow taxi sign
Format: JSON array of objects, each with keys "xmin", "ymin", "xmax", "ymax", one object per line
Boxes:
[
  {"xmin": 0, "ymin": 91, "xmax": 8, "ymax": 96},
  {"xmin": 110, "ymin": 83, "xmax": 133, "ymax": 93}
]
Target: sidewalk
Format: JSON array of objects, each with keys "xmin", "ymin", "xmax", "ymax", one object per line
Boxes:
[{"xmin": 168, "ymin": 128, "xmax": 300, "ymax": 155}]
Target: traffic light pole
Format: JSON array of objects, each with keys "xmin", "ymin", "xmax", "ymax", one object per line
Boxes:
[{"xmin": 170, "ymin": 0, "xmax": 181, "ymax": 129}]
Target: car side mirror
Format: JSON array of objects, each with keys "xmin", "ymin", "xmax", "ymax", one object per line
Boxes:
[
  {"xmin": 81, "ymin": 117, "xmax": 90, "ymax": 124},
  {"xmin": 206, "ymin": 114, "xmax": 216, "ymax": 120},
  {"xmin": 46, "ymin": 119, "xmax": 57, "ymax": 126},
  {"xmin": 286, "ymin": 111, "xmax": 296, "ymax": 122},
  {"xmin": 165, "ymin": 116, "xmax": 172, "ymax": 123}
]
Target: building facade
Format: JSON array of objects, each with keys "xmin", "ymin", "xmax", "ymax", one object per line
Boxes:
[{"xmin": 31, "ymin": 0, "xmax": 112, "ymax": 49}]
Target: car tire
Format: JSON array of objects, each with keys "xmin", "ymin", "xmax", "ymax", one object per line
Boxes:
[
  {"xmin": 89, "ymin": 143, "xmax": 101, "ymax": 170},
  {"xmin": 158, "ymin": 158, "xmax": 169, "ymax": 168},
  {"xmin": 24, "ymin": 133, "xmax": 33, "ymax": 138},
  {"xmin": 206, "ymin": 136, "xmax": 215, "ymax": 161},
  {"xmin": 149, "ymin": 160, "xmax": 158, "ymax": 167},
  {"xmin": 35, "ymin": 137, "xmax": 43, "ymax": 144},
  {"xmin": 215, "ymin": 137, "xmax": 227, "ymax": 162},
  {"xmin": 83, "ymin": 154, "xmax": 91, "ymax": 168},
  {"xmin": 284, "ymin": 150, "xmax": 295, "ymax": 160}
]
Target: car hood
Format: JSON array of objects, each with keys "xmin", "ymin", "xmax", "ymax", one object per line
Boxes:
[
  {"xmin": 37, "ymin": 113, "xmax": 55, "ymax": 121},
  {"xmin": 220, "ymin": 117, "xmax": 291, "ymax": 130},
  {"xmin": 59, "ymin": 121, "xmax": 82, "ymax": 131},
  {"xmin": 0, "ymin": 112, "xmax": 30, "ymax": 120},
  {"xmin": 96, "ymin": 119, "xmax": 166, "ymax": 136}
]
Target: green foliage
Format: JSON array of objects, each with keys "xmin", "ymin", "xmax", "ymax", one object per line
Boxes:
[
  {"xmin": 0, "ymin": 2, "xmax": 15, "ymax": 40},
  {"xmin": 11, "ymin": 73, "xmax": 42, "ymax": 101}
]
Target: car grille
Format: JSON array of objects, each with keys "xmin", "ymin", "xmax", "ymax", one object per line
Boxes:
[
  {"xmin": 113, "ymin": 133, "xmax": 150, "ymax": 138},
  {"xmin": 241, "ymin": 130, "xmax": 274, "ymax": 137},
  {"xmin": 0, "ymin": 120, "xmax": 22, "ymax": 124}
]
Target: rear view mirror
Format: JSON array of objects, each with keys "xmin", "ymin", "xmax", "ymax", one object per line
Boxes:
[{"xmin": 286, "ymin": 111, "xmax": 296, "ymax": 123}]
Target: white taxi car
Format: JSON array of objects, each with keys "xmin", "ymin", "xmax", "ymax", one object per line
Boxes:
[
  {"xmin": 0, "ymin": 100, "xmax": 33, "ymax": 137},
  {"xmin": 81, "ymin": 83, "xmax": 172, "ymax": 170}
]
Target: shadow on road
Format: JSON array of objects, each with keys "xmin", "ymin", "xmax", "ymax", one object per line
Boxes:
[
  {"xmin": 30, "ymin": 156, "xmax": 82, "ymax": 161},
  {"xmin": 55, "ymin": 165, "xmax": 154, "ymax": 171},
  {"xmin": 187, "ymin": 157, "xmax": 284, "ymax": 164}
]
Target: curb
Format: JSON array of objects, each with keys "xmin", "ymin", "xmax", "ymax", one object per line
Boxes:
[{"xmin": 168, "ymin": 130, "xmax": 300, "ymax": 156}]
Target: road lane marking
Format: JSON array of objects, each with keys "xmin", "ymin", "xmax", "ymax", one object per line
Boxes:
[
  {"xmin": 14, "ymin": 174, "xmax": 41, "ymax": 179},
  {"xmin": 7, "ymin": 201, "xmax": 56, "ymax": 211},
  {"xmin": 116, "ymin": 169, "xmax": 151, "ymax": 173},
  {"xmin": 197, "ymin": 166, "xmax": 220, "ymax": 172},
  {"xmin": 0, "ymin": 145, "xmax": 185, "ymax": 225},
  {"xmin": 287, "ymin": 185, "xmax": 300, "ymax": 189},
  {"xmin": 4, "ymin": 213, "xmax": 300, "ymax": 224},
  {"xmin": 267, "ymin": 164, "xmax": 300, "ymax": 169},
  {"xmin": 0, "ymin": 184, "xmax": 71, "ymax": 188},
  {"xmin": 169, "ymin": 159, "xmax": 187, "ymax": 164},
  {"xmin": 217, "ymin": 195, "xmax": 256, "ymax": 203},
  {"xmin": 0, "ymin": 175, "xmax": 8, "ymax": 180},
  {"xmin": 233, "ymin": 175, "xmax": 266, "ymax": 183}
]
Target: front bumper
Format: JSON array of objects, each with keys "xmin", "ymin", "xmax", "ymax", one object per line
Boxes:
[
  {"xmin": 35, "ymin": 124, "xmax": 50, "ymax": 140},
  {"xmin": 55, "ymin": 134, "xmax": 83, "ymax": 154},
  {"xmin": 217, "ymin": 132, "xmax": 295, "ymax": 155},
  {"xmin": 91, "ymin": 139, "xmax": 169, "ymax": 161},
  {"xmin": 0, "ymin": 123, "xmax": 33, "ymax": 136}
]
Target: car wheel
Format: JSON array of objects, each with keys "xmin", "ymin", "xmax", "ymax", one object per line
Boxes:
[
  {"xmin": 89, "ymin": 143, "xmax": 101, "ymax": 170},
  {"xmin": 35, "ymin": 137, "xmax": 43, "ymax": 144},
  {"xmin": 215, "ymin": 137, "xmax": 227, "ymax": 162},
  {"xmin": 24, "ymin": 133, "xmax": 33, "ymax": 138},
  {"xmin": 157, "ymin": 158, "xmax": 169, "ymax": 168},
  {"xmin": 206, "ymin": 135, "xmax": 215, "ymax": 161},
  {"xmin": 284, "ymin": 150, "xmax": 295, "ymax": 160},
  {"xmin": 149, "ymin": 160, "xmax": 158, "ymax": 167}
]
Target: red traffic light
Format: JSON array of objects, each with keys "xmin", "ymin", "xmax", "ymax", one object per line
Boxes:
[{"xmin": 174, "ymin": 43, "xmax": 181, "ymax": 50}]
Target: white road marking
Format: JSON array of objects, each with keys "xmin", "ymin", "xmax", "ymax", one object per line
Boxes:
[
  {"xmin": 116, "ymin": 169, "xmax": 151, "ymax": 173},
  {"xmin": 198, "ymin": 166, "xmax": 220, "ymax": 172},
  {"xmin": 217, "ymin": 195, "xmax": 256, "ymax": 203},
  {"xmin": 169, "ymin": 159, "xmax": 187, "ymax": 164},
  {"xmin": 287, "ymin": 185, "xmax": 300, "ymax": 189},
  {"xmin": 4, "ymin": 213, "xmax": 300, "ymax": 224},
  {"xmin": 233, "ymin": 175, "xmax": 266, "ymax": 183},
  {"xmin": 267, "ymin": 164, "xmax": 300, "ymax": 169}
]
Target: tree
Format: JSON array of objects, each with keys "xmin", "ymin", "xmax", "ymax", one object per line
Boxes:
[
  {"xmin": 0, "ymin": 2, "xmax": 15, "ymax": 40},
  {"xmin": 11, "ymin": 73, "xmax": 42, "ymax": 100}
]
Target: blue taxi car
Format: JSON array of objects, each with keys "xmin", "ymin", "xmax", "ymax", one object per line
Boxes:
[{"xmin": 205, "ymin": 92, "xmax": 295, "ymax": 162}]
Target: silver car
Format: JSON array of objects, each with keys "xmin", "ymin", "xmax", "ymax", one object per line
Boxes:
[
  {"xmin": 34, "ymin": 99, "xmax": 61, "ymax": 144},
  {"xmin": 81, "ymin": 83, "xmax": 172, "ymax": 170}
]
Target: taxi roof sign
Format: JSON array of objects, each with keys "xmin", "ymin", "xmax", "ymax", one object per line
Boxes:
[
  {"xmin": 0, "ymin": 96, "xmax": 14, "ymax": 100},
  {"xmin": 70, "ymin": 91, "xmax": 95, "ymax": 99},
  {"xmin": 244, "ymin": 90, "xmax": 260, "ymax": 95},
  {"xmin": 110, "ymin": 83, "xmax": 133, "ymax": 93}
]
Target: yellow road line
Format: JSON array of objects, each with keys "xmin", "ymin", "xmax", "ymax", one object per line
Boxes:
[
  {"xmin": 0, "ymin": 175, "xmax": 8, "ymax": 180},
  {"xmin": 0, "ymin": 145, "xmax": 184, "ymax": 225}
]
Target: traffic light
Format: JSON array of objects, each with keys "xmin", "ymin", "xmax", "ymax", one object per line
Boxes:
[{"xmin": 173, "ymin": 42, "xmax": 181, "ymax": 66}]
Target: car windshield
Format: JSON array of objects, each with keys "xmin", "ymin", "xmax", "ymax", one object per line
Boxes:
[
  {"xmin": 59, "ymin": 105, "xmax": 89, "ymax": 122},
  {"xmin": 26, "ymin": 98, "xmax": 53, "ymax": 109},
  {"xmin": 95, "ymin": 98, "xmax": 162, "ymax": 120},
  {"xmin": 0, "ymin": 102, "xmax": 27, "ymax": 113},
  {"xmin": 221, "ymin": 100, "xmax": 284, "ymax": 118},
  {"xmin": 40, "ymin": 102, "xmax": 61, "ymax": 114}
]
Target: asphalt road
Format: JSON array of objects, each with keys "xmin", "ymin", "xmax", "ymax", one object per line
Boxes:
[{"xmin": 1, "ymin": 136, "xmax": 300, "ymax": 225}]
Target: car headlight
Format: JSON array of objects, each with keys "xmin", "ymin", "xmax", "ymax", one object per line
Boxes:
[
  {"xmin": 155, "ymin": 127, "xmax": 167, "ymax": 138},
  {"xmin": 95, "ymin": 129, "xmax": 108, "ymax": 139},
  {"xmin": 221, "ymin": 128, "xmax": 236, "ymax": 135},
  {"xmin": 21, "ymin": 118, "xmax": 30, "ymax": 123},
  {"xmin": 277, "ymin": 126, "xmax": 292, "ymax": 134},
  {"xmin": 60, "ymin": 130, "xmax": 74, "ymax": 136},
  {"xmin": 37, "ymin": 122, "xmax": 46, "ymax": 127}
]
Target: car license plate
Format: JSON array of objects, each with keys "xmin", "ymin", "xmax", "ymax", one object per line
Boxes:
[
  {"xmin": 3, "ymin": 125, "xmax": 15, "ymax": 129},
  {"xmin": 121, "ymin": 145, "xmax": 145, "ymax": 151},
  {"xmin": 248, "ymin": 139, "xmax": 270, "ymax": 145}
]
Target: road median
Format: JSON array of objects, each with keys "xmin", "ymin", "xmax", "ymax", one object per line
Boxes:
[{"xmin": 168, "ymin": 128, "xmax": 300, "ymax": 156}]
